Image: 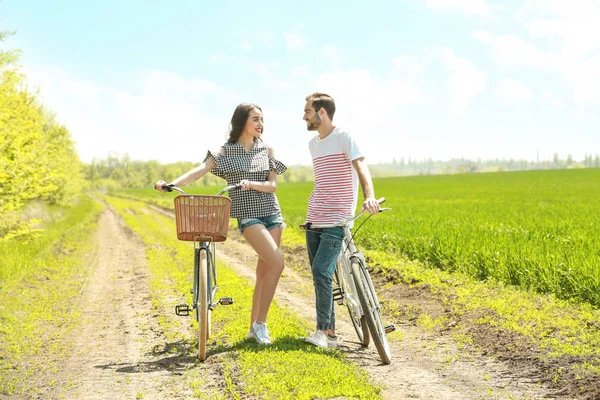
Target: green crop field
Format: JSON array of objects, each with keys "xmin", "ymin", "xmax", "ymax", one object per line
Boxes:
[{"xmin": 282, "ymin": 169, "xmax": 600, "ymax": 306}]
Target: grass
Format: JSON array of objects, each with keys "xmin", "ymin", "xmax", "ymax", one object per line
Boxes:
[
  {"xmin": 0, "ymin": 195, "xmax": 103, "ymax": 396},
  {"xmin": 369, "ymin": 250, "xmax": 600, "ymax": 377},
  {"xmin": 105, "ymin": 194, "xmax": 383, "ymax": 399}
]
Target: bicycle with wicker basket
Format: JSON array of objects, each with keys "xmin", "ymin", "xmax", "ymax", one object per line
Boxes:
[{"xmin": 163, "ymin": 183, "xmax": 239, "ymax": 361}]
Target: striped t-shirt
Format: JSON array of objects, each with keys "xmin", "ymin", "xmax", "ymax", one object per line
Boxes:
[{"xmin": 306, "ymin": 127, "xmax": 362, "ymax": 225}]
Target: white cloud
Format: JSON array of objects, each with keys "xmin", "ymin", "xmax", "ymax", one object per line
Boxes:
[
  {"xmin": 570, "ymin": 54, "xmax": 600, "ymax": 107},
  {"xmin": 478, "ymin": 1, "xmax": 600, "ymax": 107},
  {"xmin": 391, "ymin": 54, "xmax": 430, "ymax": 76},
  {"xmin": 495, "ymin": 78, "xmax": 533, "ymax": 108},
  {"xmin": 321, "ymin": 45, "xmax": 343, "ymax": 68},
  {"xmin": 249, "ymin": 62, "xmax": 280, "ymax": 77},
  {"xmin": 24, "ymin": 67, "xmax": 240, "ymax": 163},
  {"xmin": 241, "ymin": 30, "xmax": 275, "ymax": 51},
  {"xmin": 291, "ymin": 65, "xmax": 311, "ymax": 80},
  {"xmin": 283, "ymin": 32, "xmax": 308, "ymax": 51},
  {"xmin": 424, "ymin": 0, "xmax": 491, "ymax": 18},
  {"xmin": 472, "ymin": 30, "xmax": 549, "ymax": 70},
  {"xmin": 438, "ymin": 48, "xmax": 487, "ymax": 118},
  {"xmin": 540, "ymin": 90, "xmax": 564, "ymax": 109}
]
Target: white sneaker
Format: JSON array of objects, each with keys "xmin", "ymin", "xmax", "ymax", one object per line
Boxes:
[
  {"xmin": 305, "ymin": 330, "xmax": 328, "ymax": 349},
  {"xmin": 247, "ymin": 329, "xmax": 255, "ymax": 339},
  {"xmin": 251, "ymin": 322, "xmax": 272, "ymax": 345},
  {"xmin": 327, "ymin": 334, "xmax": 339, "ymax": 349}
]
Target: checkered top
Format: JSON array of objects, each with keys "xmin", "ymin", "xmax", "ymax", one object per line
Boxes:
[{"xmin": 205, "ymin": 140, "xmax": 287, "ymax": 219}]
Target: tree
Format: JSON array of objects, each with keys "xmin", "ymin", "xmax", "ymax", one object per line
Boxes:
[{"xmin": 1, "ymin": 33, "xmax": 83, "ymax": 236}]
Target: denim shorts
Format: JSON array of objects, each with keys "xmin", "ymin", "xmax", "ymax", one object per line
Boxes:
[{"xmin": 237, "ymin": 213, "xmax": 285, "ymax": 234}]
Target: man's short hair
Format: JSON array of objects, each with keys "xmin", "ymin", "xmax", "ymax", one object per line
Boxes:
[{"xmin": 305, "ymin": 92, "xmax": 336, "ymax": 119}]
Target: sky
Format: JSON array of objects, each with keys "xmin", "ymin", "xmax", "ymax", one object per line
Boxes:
[{"xmin": 1, "ymin": 0, "xmax": 598, "ymax": 166}]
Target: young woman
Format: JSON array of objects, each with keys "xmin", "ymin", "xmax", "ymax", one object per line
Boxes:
[{"xmin": 155, "ymin": 103, "xmax": 286, "ymax": 345}]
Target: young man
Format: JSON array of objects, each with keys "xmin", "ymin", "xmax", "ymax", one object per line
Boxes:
[{"xmin": 302, "ymin": 92, "xmax": 380, "ymax": 348}]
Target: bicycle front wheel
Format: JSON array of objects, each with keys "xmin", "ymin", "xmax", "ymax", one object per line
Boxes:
[
  {"xmin": 196, "ymin": 248, "xmax": 209, "ymax": 361},
  {"xmin": 351, "ymin": 260, "xmax": 391, "ymax": 364},
  {"xmin": 335, "ymin": 260, "xmax": 369, "ymax": 347}
]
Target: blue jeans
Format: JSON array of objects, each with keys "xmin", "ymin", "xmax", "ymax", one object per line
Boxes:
[
  {"xmin": 237, "ymin": 213, "xmax": 285, "ymax": 234},
  {"xmin": 306, "ymin": 227, "xmax": 344, "ymax": 331}
]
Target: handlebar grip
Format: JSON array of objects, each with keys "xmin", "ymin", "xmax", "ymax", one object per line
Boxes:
[
  {"xmin": 164, "ymin": 184, "xmax": 174, "ymax": 192},
  {"xmin": 299, "ymin": 223, "xmax": 311, "ymax": 230}
]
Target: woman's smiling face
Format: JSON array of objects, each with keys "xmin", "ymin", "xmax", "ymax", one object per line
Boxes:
[{"xmin": 243, "ymin": 107, "xmax": 264, "ymax": 138}]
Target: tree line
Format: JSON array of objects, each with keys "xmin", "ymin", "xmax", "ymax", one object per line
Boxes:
[{"xmin": 84, "ymin": 152, "xmax": 315, "ymax": 190}]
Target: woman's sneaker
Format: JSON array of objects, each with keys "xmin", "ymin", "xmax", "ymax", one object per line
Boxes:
[
  {"xmin": 251, "ymin": 322, "xmax": 272, "ymax": 345},
  {"xmin": 327, "ymin": 334, "xmax": 339, "ymax": 349},
  {"xmin": 305, "ymin": 330, "xmax": 328, "ymax": 348}
]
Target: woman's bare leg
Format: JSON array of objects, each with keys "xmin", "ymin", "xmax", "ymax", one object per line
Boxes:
[{"xmin": 243, "ymin": 225, "xmax": 284, "ymax": 325}]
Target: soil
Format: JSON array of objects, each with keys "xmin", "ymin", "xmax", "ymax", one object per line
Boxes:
[{"xmin": 38, "ymin": 206, "xmax": 599, "ymax": 399}]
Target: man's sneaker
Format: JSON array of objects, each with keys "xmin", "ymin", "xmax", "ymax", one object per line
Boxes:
[
  {"xmin": 251, "ymin": 322, "xmax": 272, "ymax": 345},
  {"xmin": 247, "ymin": 329, "xmax": 255, "ymax": 340},
  {"xmin": 327, "ymin": 334, "xmax": 339, "ymax": 349},
  {"xmin": 305, "ymin": 330, "xmax": 328, "ymax": 349}
]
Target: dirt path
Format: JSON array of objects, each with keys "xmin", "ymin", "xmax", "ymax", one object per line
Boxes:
[
  {"xmin": 44, "ymin": 206, "xmax": 570, "ymax": 399},
  {"xmin": 42, "ymin": 207, "xmax": 195, "ymax": 400}
]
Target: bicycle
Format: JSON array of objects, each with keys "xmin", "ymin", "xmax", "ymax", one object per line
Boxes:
[
  {"xmin": 163, "ymin": 183, "xmax": 239, "ymax": 361},
  {"xmin": 301, "ymin": 199, "xmax": 395, "ymax": 365}
]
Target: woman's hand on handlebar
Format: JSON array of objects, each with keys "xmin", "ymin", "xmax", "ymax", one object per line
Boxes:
[
  {"xmin": 154, "ymin": 180, "xmax": 170, "ymax": 192},
  {"xmin": 238, "ymin": 179, "xmax": 255, "ymax": 191}
]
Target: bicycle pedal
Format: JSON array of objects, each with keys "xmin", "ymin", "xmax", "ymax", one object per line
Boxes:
[
  {"xmin": 384, "ymin": 324, "xmax": 396, "ymax": 333},
  {"xmin": 332, "ymin": 288, "xmax": 343, "ymax": 303},
  {"xmin": 175, "ymin": 304, "xmax": 191, "ymax": 316},
  {"xmin": 218, "ymin": 297, "xmax": 234, "ymax": 306}
]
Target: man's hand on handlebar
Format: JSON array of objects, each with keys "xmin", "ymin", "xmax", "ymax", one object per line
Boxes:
[{"xmin": 362, "ymin": 197, "xmax": 381, "ymax": 214}]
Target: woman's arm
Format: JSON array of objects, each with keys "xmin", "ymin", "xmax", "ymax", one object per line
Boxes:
[{"xmin": 155, "ymin": 156, "xmax": 216, "ymax": 192}]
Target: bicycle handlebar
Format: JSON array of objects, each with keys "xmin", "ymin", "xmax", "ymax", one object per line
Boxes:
[
  {"xmin": 162, "ymin": 183, "xmax": 242, "ymax": 196},
  {"xmin": 300, "ymin": 198, "xmax": 390, "ymax": 230}
]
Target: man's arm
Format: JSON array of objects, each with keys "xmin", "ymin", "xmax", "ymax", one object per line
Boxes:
[{"xmin": 352, "ymin": 157, "xmax": 380, "ymax": 214}]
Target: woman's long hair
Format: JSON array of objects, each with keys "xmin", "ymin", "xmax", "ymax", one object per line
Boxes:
[{"xmin": 227, "ymin": 103, "xmax": 262, "ymax": 143}]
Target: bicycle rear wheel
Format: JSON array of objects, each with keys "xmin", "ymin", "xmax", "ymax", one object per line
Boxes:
[
  {"xmin": 335, "ymin": 258, "xmax": 370, "ymax": 347},
  {"xmin": 351, "ymin": 260, "xmax": 391, "ymax": 364},
  {"xmin": 195, "ymin": 248, "xmax": 209, "ymax": 361}
]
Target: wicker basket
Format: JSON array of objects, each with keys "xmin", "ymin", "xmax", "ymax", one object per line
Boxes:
[{"xmin": 173, "ymin": 195, "xmax": 232, "ymax": 242}]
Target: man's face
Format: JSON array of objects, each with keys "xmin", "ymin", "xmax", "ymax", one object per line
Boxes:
[{"xmin": 303, "ymin": 101, "xmax": 321, "ymax": 131}]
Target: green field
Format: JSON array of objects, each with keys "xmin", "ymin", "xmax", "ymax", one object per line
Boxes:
[
  {"xmin": 286, "ymin": 169, "xmax": 600, "ymax": 307},
  {"xmin": 127, "ymin": 168, "xmax": 600, "ymax": 307}
]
